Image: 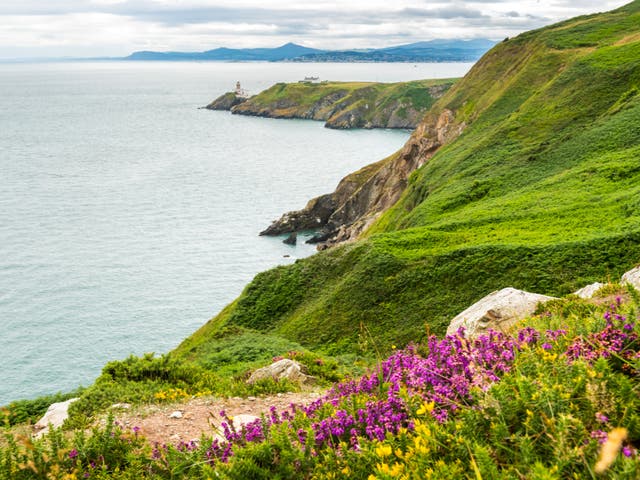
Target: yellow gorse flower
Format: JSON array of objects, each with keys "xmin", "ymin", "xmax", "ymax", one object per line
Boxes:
[
  {"xmin": 416, "ymin": 401, "xmax": 435, "ymax": 415},
  {"xmin": 375, "ymin": 444, "xmax": 393, "ymax": 457}
]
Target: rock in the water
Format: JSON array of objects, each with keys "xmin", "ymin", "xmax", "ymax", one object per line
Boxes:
[
  {"xmin": 247, "ymin": 359, "xmax": 313, "ymax": 385},
  {"xmin": 446, "ymin": 287, "xmax": 556, "ymax": 339},
  {"xmin": 283, "ymin": 232, "xmax": 297, "ymax": 245},
  {"xmin": 574, "ymin": 282, "xmax": 606, "ymax": 299},
  {"xmin": 621, "ymin": 265, "xmax": 640, "ymax": 290},
  {"xmin": 33, "ymin": 398, "xmax": 79, "ymax": 438}
]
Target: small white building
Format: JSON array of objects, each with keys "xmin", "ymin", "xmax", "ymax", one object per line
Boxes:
[{"xmin": 234, "ymin": 81, "xmax": 249, "ymax": 98}]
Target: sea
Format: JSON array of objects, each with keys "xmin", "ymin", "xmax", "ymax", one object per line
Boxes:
[{"xmin": 0, "ymin": 61, "xmax": 474, "ymax": 405}]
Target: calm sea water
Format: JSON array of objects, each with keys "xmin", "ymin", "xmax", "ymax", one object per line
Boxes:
[{"xmin": 0, "ymin": 61, "xmax": 473, "ymax": 404}]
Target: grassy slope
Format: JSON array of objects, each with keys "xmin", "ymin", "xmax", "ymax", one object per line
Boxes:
[
  {"xmin": 175, "ymin": 2, "xmax": 640, "ymax": 364},
  {"xmin": 232, "ymin": 79, "xmax": 455, "ymax": 126}
]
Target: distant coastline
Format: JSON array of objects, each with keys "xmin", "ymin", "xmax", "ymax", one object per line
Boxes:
[
  {"xmin": 0, "ymin": 40, "xmax": 496, "ymax": 64},
  {"xmin": 125, "ymin": 40, "xmax": 495, "ymax": 63}
]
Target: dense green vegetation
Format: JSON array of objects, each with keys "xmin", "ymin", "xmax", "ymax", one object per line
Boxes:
[
  {"xmin": 248, "ymin": 79, "xmax": 452, "ymax": 111},
  {"xmin": 2, "ymin": 285, "xmax": 638, "ymax": 478},
  {"xmin": 2, "ymin": 3, "xmax": 640, "ymax": 478},
  {"xmin": 228, "ymin": 79, "xmax": 456, "ymax": 128},
  {"xmin": 0, "ymin": 389, "xmax": 84, "ymax": 427},
  {"xmin": 177, "ymin": 0, "xmax": 640, "ymax": 363}
]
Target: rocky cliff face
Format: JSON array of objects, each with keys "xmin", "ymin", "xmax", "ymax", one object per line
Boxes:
[
  {"xmin": 206, "ymin": 81, "xmax": 454, "ymax": 130},
  {"xmin": 205, "ymin": 92, "xmax": 248, "ymax": 110},
  {"xmin": 260, "ymin": 108, "xmax": 466, "ymax": 247}
]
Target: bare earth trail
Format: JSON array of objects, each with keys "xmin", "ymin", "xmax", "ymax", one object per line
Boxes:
[{"xmin": 113, "ymin": 390, "xmax": 324, "ymax": 446}]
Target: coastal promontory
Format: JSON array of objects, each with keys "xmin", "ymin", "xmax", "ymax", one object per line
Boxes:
[{"xmin": 206, "ymin": 79, "xmax": 456, "ymax": 129}]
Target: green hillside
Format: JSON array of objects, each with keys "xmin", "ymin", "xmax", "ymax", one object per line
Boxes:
[
  {"xmin": 176, "ymin": 1, "xmax": 640, "ymax": 366},
  {"xmin": 210, "ymin": 79, "xmax": 455, "ymax": 129},
  {"xmin": 2, "ymin": 4, "xmax": 640, "ymax": 479}
]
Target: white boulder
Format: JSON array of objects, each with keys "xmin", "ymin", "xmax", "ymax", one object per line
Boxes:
[
  {"xmin": 621, "ymin": 265, "xmax": 640, "ymax": 291},
  {"xmin": 446, "ymin": 287, "xmax": 556, "ymax": 339},
  {"xmin": 247, "ymin": 359, "xmax": 313, "ymax": 385},
  {"xmin": 574, "ymin": 282, "xmax": 606, "ymax": 299},
  {"xmin": 213, "ymin": 414, "xmax": 261, "ymax": 442},
  {"xmin": 33, "ymin": 398, "xmax": 79, "ymax": 438}
]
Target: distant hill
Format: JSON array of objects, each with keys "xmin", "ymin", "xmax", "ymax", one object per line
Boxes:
[
  {"xmin": 127, "ymin": 42, "xmax": 325, "ymax": 61},
  {"xmin": 296, "ymin": 39, "xmax": 497, "ymax": 62},
  {"xmin": 125, "ymin": 40, "xmax": 495, "ymax": 62}
]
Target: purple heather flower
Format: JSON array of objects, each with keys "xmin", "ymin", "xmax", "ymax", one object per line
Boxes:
[
  {"xmin": 542, "ymin": 343, "xmax": 553, "ymax": 351},
  {"xmin": 595, "ymin": 412, "xmax": 609, "ymax": 424},
  {"xmin": 69, "ymin": 449, "xmax": 78, "ymax": 459},
  {"xmin": 591, "ymin": 430, "xmax": 608, "ymax": 444},
  {"xmin": 622, "ymin": 446, "xmax": 633, "ymax": 457}
]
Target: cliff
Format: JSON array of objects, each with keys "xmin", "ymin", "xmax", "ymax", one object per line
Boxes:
[
  {"xmin": 206, "ymin": 79, "xmax": 455, "ymax": 129},
  {"xmin": 206, "ymin": 91, "xmax": 247, "ymax": 110},
  {"xmin": 4, "ymin": 7, "xmax": 640, "ymax": 477},
  {"xmin": 178, "ymin": 0, "xmax": 640, "ymax": 359},
  {"xmin": 260, "ymin": 108, "xmax": 464, "ymax": 247}
]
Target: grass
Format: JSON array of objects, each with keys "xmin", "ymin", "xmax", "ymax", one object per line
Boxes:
[
  {"xmin": 2, "ymin": 286, "xmax": 639, "ymax": 478},
  {"xmin": 231, "ymin": 79, "xmax": 457, "ymax": 128},
  {"xmin": 3, "ymin": 5, "xmax": 640, "ymax": 477},
  {"xmin": 174, "ymin": 0, "xmax": 640, "ymax": 363}
]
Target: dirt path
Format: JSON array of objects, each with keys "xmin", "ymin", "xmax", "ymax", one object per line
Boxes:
[{"xmin": 113, "ymin": 390, "xmax": 323, "ymax": 446}]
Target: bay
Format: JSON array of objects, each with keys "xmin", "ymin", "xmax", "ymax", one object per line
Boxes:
[{"xmin": 0, "ymin": 61, "xmax": 473, "ymax": 404}]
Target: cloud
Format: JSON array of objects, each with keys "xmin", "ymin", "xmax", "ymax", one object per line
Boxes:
[
  {"xmin": 401, "ymin": 6, "xmax": 488, "ymax": 19},
  {"xmin": 0, "ymin": 0, "xmax": 631, "ymax": 58}
]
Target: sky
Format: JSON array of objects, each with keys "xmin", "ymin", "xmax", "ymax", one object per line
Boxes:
[{"xmin": 0, "ymin": 0, "xmax": 631, "ymax": 59}]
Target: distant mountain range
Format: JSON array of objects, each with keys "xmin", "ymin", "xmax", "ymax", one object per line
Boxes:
[{"xmin": 125, "ymin": 40, "xmax": 496, "ymax": 62}]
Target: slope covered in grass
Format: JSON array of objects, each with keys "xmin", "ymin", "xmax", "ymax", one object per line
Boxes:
[
  {"xmin": 211, "ymin": 79, "xmax": 455, "ymax": 129},
  {"xmin": 176, "ymin": 1, "xmax": 640, "ymax": 363},
  {"xmin": 3, "ymin": 285, "xmax": 639, "ymax": 478}
]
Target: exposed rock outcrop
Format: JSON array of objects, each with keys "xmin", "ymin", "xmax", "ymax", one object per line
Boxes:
[
  {"xmin": 621, "ymin": 265, "xmax": 640, "ymax": 290},
  {"xmin": 247, "ymin": 359, "xmax": 313, "ymax": 385},
  {"xmin": 33, "ymin": 398, "xmax": 79, "ymax": 438},
  {"xmin": 283, "ymin": 232, "xmax": 297, "ymax": 245},
  {"xmin": 261, "ymin": 108, "xmax": 466, "ymax": 248},
  {"xmin": 207, "ymin": 80, "xmax": 454, "ymax": 130},
  {"xmin": 446, "ymin": 288, "xmax": 556, "ymax": 339},
  {"xmin": 573, "ymin": 282, "xmax": 606, "ymax": 299},
  {"xmin": 212, "ymin": 414, "xmax": 261, "ymax": 442},
  {"xmin": 205, "ymin": 92, "xmax": 248, "ymax": 110}
]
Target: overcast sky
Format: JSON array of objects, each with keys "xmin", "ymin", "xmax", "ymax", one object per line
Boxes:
[{"xmin": 0, "ymin": 0, "xmax": 630, "ymax": 59}]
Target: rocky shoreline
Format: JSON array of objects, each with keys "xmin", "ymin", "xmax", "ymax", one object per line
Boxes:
[
  {"xmin": 205, "ymin": 79, "xmax": 460, "ymax": 249},
  {"xmin": 260, "ymin": 108, "xmax": 465, "ymax": 249},
  {"xmin": 205, "ymin": 79, "xmax": 454, "ymax": 130}
]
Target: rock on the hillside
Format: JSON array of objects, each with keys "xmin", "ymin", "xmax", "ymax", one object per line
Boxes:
[
  {"xmin": 574, "ymin": 282, "xmax": 606, "ymax": 299},
  {"xmin": 446, "ymin": 287, "xmax": 556, "ymax": 339},
  {"xmin": 205, "ymin": 92, "xmax": 247, "ymax": 110},
  {"xmin": 33, "ymin": 398, "xmax": 79, "ymax": 438},
  {"xmin": 169, "ymin": 411, "xmax": 183, "ymax": 419},
  {"xmin": 213, "ymin": 414, "xmax": 261, "ymax": 442},
  {"xmin": 260, "ymin": 108, "xmax": 465, "ymax": 249},
  {"xmin": 247, "ymin": 359, "xmax": 313, "ymax": 385},
  {"xmin": 621, "ymin": 265, "xmax": 640, "ymax": 290},
  {"xmin": 231, "ymin": 414, "xmax": 260, "ymax": 429}
]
